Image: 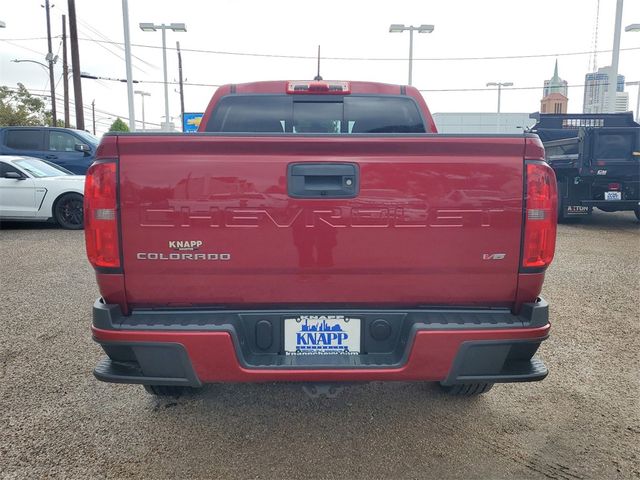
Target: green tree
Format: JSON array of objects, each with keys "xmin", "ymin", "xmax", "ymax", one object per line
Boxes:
[
  {"xmin": 109, "ymin": 117, "xmax": 129, "ymax": 132},
  {"xmin": 0, "ymin": 83, "xmax": 50, "ymax": 126}
]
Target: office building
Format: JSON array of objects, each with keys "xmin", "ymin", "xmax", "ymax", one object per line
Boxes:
[{"xmin": 583, "ymin": 66, "xmax": 629, "ymax": 113}]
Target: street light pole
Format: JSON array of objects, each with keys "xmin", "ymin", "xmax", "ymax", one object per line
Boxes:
[
  {"xmin": 161, "ymin": 27, "xmax": 169, "ymax": 131},
  {"xmin": 122, "ymin": 0, "xmax": 136, "ymax": 131},
  {"xmin": 140, "ymin": 22, "xmax": 186, "ymax": 131},
  {"xmin": 626, "ymin": 25, "xmax": 640, "ymax": 122},
  {"xmin": 408, "ymin": 28, "xmax": 414, "ymax": 86},
  {"xmin": 134, "ymin": 91, "xmax": 151, "ymax": 130},
  {"xmin": 389, "ymin": 24, "xmax": 434, "ymax": 86},
  {"xmin": 626, "ymin": 82, "xmax": 640, "ymax": 123},
  {"xmin": 607, "ymin": 0, "xmax": 624, "ymax": 113},
  {"xmin": 486, "ymin": 82, "xmax": 513, "ymax": 132}
]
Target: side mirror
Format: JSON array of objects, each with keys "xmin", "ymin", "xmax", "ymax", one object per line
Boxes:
[
  {"xmin": 4, "ymin": 171, "xmax": 25, "ymax": 180},
  {"xmin": 75, "ymin": 143, "xmax": 91, "ymax": 154}
]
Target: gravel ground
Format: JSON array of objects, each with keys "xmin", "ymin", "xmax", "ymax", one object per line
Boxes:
[{"xmin": 0, "ymin": 211, "xmax": 638, "ymax": 479}]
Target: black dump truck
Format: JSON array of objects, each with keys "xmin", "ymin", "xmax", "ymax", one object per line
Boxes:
[{"xmin": 531, "ymin": 113, "xmax": 640, "ymax": 222}]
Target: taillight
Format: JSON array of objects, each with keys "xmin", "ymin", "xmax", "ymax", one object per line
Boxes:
[
  {"xmin": 522, "ymin": 162, "xmax": 557, "ymax": 269},
  {"xmin": 84, "ymin": 161, "xmax": 120, "ymax": 269},
  {"xmin": 607, "ymin": 182, "xmax": 621, "ymax": 191}
]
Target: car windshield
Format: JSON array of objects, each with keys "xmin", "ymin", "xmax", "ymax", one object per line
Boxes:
[
  {"xmin": 74, "ymin": 130, "xmax": 99, "ymax": 146},
  {"xmin": 14, "ymin": 158, "xmax": 73, "ymax": 178}
]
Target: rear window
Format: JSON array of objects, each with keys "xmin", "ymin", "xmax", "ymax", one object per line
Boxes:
[
  {"xmin": 593, "ymin": 133, "xmax": 637, "ymax": 161},
  {"xmin": 5, "ymin": 130, "xmax": 44, "ymax": 150},
  {"xmin": 205, "ymin": 95, "xmax": 426, "ymax": 134}
]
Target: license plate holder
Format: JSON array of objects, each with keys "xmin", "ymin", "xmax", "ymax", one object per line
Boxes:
[
  {"xmin": 604, "ymin": 191, "xmax": 622, "ymax": 201},
  {"xmin": 284, "ymin": 315, "xmax": 361, "ymax": 355}
]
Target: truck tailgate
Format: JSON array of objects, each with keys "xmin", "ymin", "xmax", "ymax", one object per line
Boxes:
[{"xmin": 117, "ymin": 135, "xmax": 525, "ymax": 308}]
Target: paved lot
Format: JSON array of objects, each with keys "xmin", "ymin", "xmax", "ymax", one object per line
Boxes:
[{"xmin": 0, "ymin": 211, "xmax": 638, "ymax": 479}]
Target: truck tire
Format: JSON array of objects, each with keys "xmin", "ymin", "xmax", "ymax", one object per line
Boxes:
[
  {"xmin": 143, "ymin": 385, "xmax": 193, "ymax": 397},
  {"xmin": 438, "ymin": 382, "xmax": 494, "ymax": 396},
  {"xmin": 53, "ymin": 193, "xmax": 84, "ymax": 229},
  {"xmin": 635, "ymin": 208, "xmax": 640, "ymax": 222}
]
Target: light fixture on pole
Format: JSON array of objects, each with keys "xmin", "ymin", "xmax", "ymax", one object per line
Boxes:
[
  {"xmin": 12, "ymin": 58, "xmax": 50, "ymax": 71},
  {"xmin": 134, "ymin": 90, "xmax": 151, "ymax": 130},
  {"xmin": 388, "ymin": 24, "xmax": 434, "ymax": 86},
  {"xmin": 625, "ymin": 24, "xmax": 640, "ymax": 32},
  {"xmin": 139, "ymin": 22, "xmax": 186, "ymax": 131},
  {"xmin": 486, "ymin": 82, "xmax": 513, "ymax": 132}
]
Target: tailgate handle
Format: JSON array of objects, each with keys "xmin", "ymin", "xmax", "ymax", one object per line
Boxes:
[{"xmin": 287, "ymin": 163, "xmax": 359, "ymax": 198}]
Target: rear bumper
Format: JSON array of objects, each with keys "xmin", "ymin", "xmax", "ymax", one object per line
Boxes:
[
  {"xmin": 91, "ymin": 298, "xmax": 551, "ymax": 385},
  {"xmin": 581, "ymin": 199, "xmax": 640, "ymax": 210}
]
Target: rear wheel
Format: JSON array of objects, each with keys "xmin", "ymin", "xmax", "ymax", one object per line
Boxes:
[
  {"xmin": 635, "ymin": 208, "xmax": 640, "ymax": 222},
  {"xmin": 438, "ymin": 382, "xmax": 494, "ymax": 396},
  {"xmin": 53, "ymin": 193, "xmax": 84, "ymax": 230},
  {"xmin": 143, "ymin": 385, "xmax": 194, "ymax": 397}
]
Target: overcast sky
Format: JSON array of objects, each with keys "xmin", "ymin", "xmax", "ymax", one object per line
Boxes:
[{"xmin": 1, "ymin": 0, "xmax": 639, "ymax": 134}]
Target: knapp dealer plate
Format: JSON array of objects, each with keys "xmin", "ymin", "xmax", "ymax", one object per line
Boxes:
[{"xmin": 284, "ymin": 315, "xmax": 361, "ymax": 355}]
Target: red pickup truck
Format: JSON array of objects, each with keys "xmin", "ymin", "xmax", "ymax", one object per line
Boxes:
[{"xmin": 85, "ymin": 80, "xmax": 557, "ymax": 397}]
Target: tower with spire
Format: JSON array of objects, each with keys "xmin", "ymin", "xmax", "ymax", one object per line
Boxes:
[{"xmin": 541, "ymin": 60, "xmax": 568, "ymax": 114}]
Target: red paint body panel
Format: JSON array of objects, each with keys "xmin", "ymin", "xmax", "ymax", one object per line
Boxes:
[
  {"xmin": 92, "ymin": 324, "xmax": 549, "ymax": 382},
  {"xmin": 114, "ymin": 135, "xmax": 530, "ymax": 308}
]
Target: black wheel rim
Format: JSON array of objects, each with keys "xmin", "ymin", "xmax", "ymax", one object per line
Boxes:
[{"xmin": 59, "ymin": 197, "xmax": 83, "ymax": 227}]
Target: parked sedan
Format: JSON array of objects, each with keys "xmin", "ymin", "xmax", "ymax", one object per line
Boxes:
[{"xmin": 0, "ymin": 156, "xmax": 85, "ymax": 229}]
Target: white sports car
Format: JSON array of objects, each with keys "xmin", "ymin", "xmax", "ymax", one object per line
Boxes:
[{"xmin": 0, "ymin": 155, "xmax": 85, "ymax": 229}]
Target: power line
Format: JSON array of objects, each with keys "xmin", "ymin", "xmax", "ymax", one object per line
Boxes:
[
  {"xmin": 0, "ymin": 37, "xmax": 49, "ymax": 41},
  {"xmin": 3, "ymin": 36, "xmax": 639, "ymax": 62},
  {"xmin": 4, "ymin": 85, "xmax": 162, "ymax": 127},
  {"xmin": 9, "ymin": 74, "xmax": 631, "ymax": 95},
  {"xmin": 75, "ymin": 38, "xmax": 640, "ymax": 62}
]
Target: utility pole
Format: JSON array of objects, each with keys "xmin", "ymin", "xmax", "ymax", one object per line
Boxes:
[
  {"xmin": 607, "ymin": 0, "xmax": 624, "ymax": 113},
  {"xmin": 44, "ymin": 0, "xmax": 57, "ymax": 126},
  {"xmin": 92, "ymin": 100, "xmax": 96, "ymax": 135},
  {"xmin": 68, "ymin": 0, "xmax": 84, "ymax": 130},
  {"xmin": 62, "ymin": 15, "xmax": 70, "ymax": 128},
  {"xmin": 177, "ymin": 41, "xmax": 185, "ymax": 132}
]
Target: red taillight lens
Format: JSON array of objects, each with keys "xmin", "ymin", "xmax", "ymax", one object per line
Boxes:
[
  {"xmin": 607, "ymin": 182, "xmax": 621, "ymax": 191},
  {"xmin": 522, "ymin": 162, "xmax": 557, "ymax": 269},
  {"xmin": 84, "ymin": 161, "xmax": 120, "ymax": 269}
]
